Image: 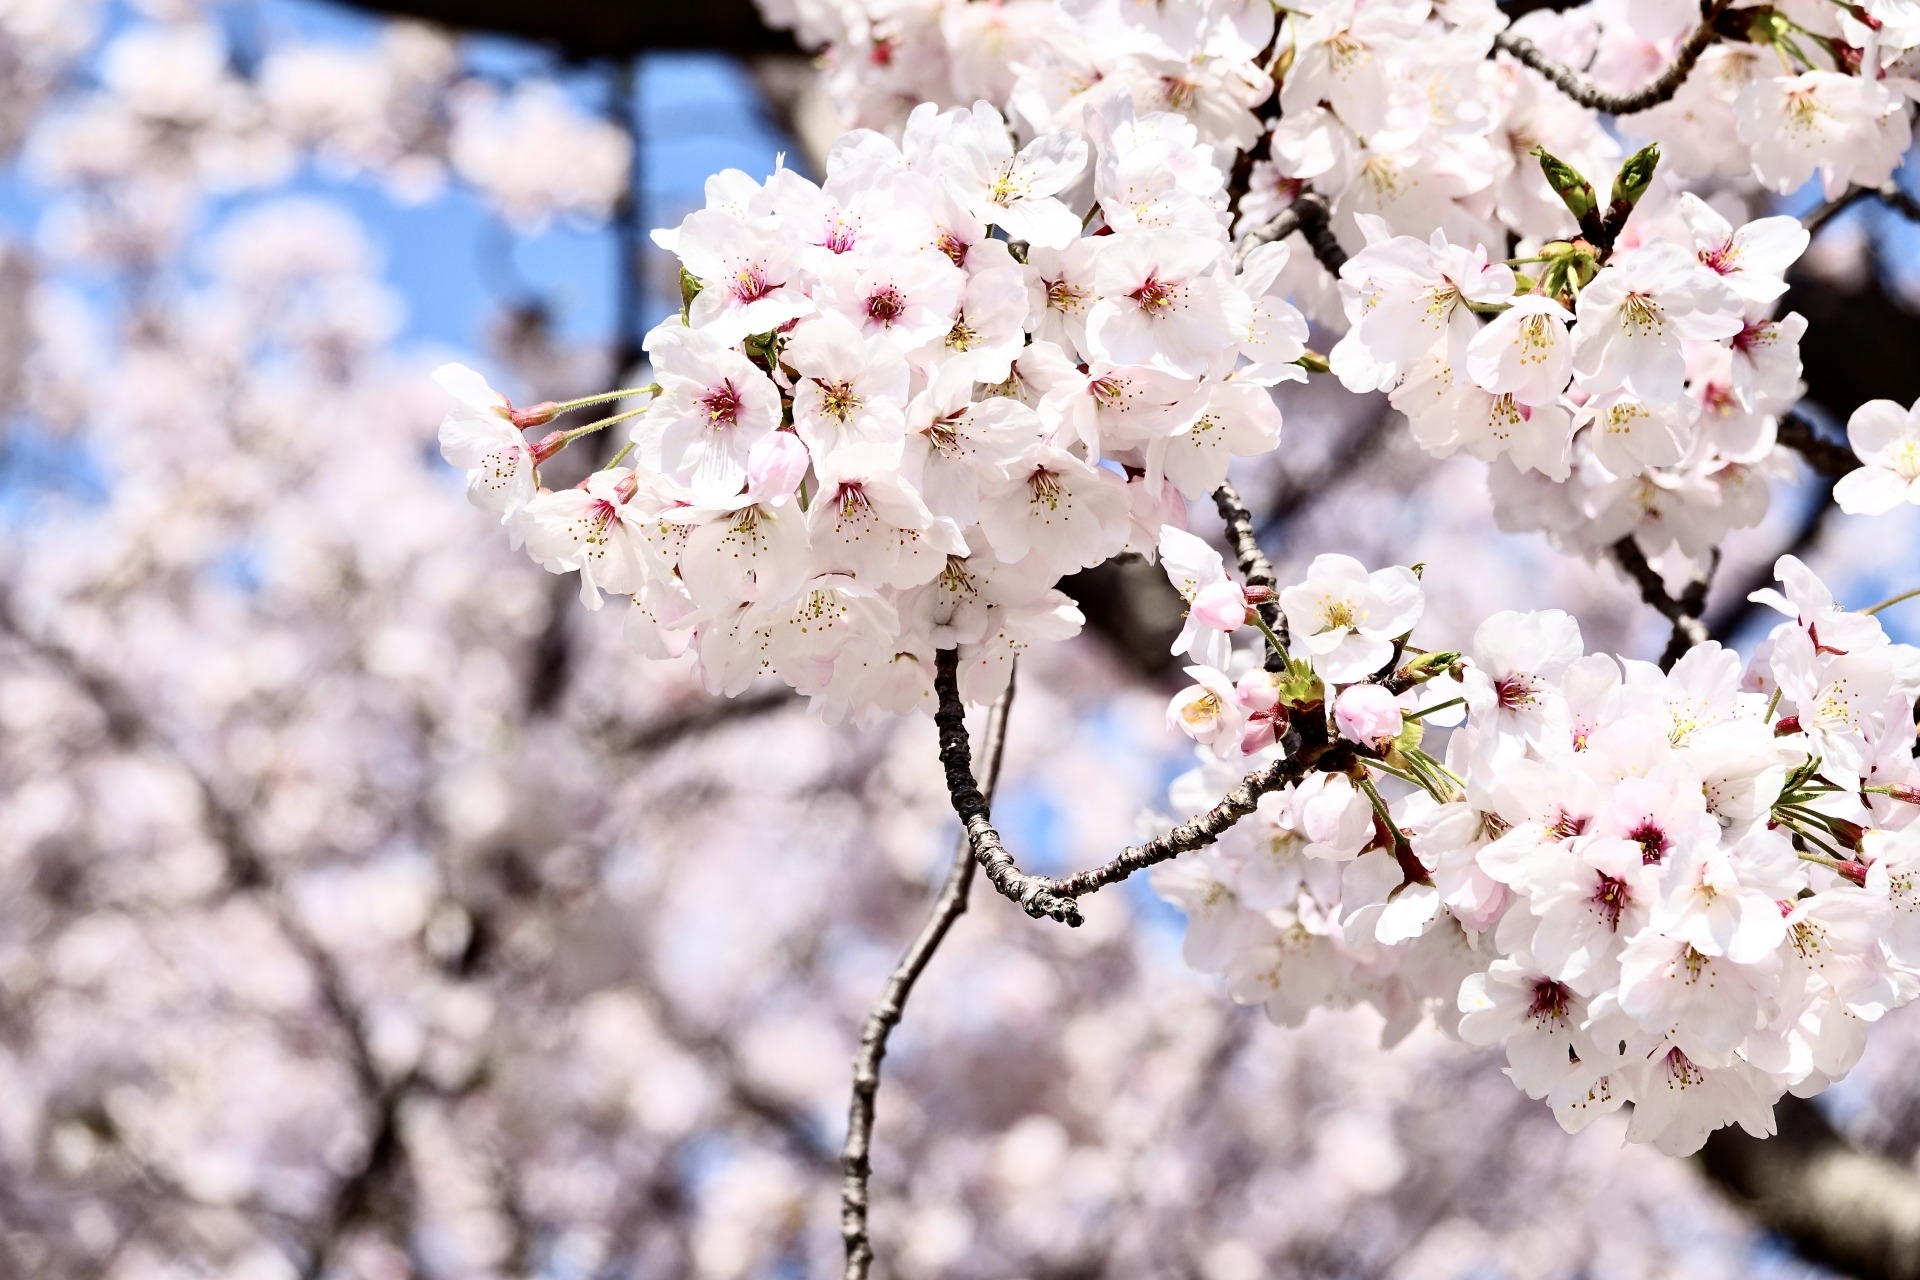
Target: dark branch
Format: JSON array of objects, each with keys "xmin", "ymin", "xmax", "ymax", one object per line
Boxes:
[
  {"xmin": 1611, "ymin": 538, "xmax": 1714, "ymax": 672},
  {"xmin": 1048, "ymin": 730, "xmax": 1333, "ymax": 898},
  {"xmin": 1237, "ymin": 190, "xmax": 1346, "ymax": 275},
  {"xmin": 841, "ymin": 673, "xmax": 1013, "ymax": 1279},
  {"xmin": 329, "ymin": 0, "xmax": 797, "ymax": 59},
  {"xmin": 1213, "ymin": 482, "xmax": 1288, "ymax": 665},
  {"xmin": 1700, "ymin": 474, "xmax": 1838, "ymax": 650},
  {"xmin": 1777, "ymin": 408, "xmax": 1858, "ymax": 479},
  {"xmin": 932, "ymin": 649, "xmax": 1083, "ymax": 924},
  {"xmin": 1493, "ymin": 1, "xmax": 1728, "ymax": 116},
  {"xmin": 1809, "ymin": 181, "xmax": 1920, "ymax": 236},
  {"xmin": 933, "ymin": 649, "xmax": 1356, "ymax": 920}
]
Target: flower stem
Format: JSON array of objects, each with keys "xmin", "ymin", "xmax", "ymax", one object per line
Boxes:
[
  {"xmin": 1863, "ymin": 586, "xmax": 1920, "ymax": 617},
  {"xmin": 560, "ymin": 405, "xmax": 648, "ymax": 445},
  {"xmin": 554, "ymin": 384, "xmax": 660, "ymax": 414}
]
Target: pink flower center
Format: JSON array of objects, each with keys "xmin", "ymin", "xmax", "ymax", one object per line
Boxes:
[
  {"xmin": 1129, "ymin": 274, "xmax": 1179, "ymax": 313},
  {"xmin": 821, "ymin": 219, "xmax": 858, "ymax": 255},
  {"xmin": 866, "ymin": 286, "xmax": 907, "ymax": 325},
  {"xmin": 1628, "ymin": 821, "xmax": 1669, "ymax": 865},
  {"xmin": 1592, "ymin": 873, "xmax": 1630, "ymax": 931},
  {"xmin": 1495, "ymin": 675, "xmax": 1537, "ymax": 710},
  {"xmin": 731, "ymin": 266, "xmax": 773, "ymax": 303},
  {"xmin": 1698, "ymin": 240, "xmax": 1738, "ymax": 276},
  {"xmin": 1526, "ymin": 977, "xmax": 1573, "ymax": 1027},
  {"xmin": 935, "ymin": 230, "xmax": 969, "ymax": 268},
  {"xmin": 1547, "ymin": 809, "xmax": 1588, "ymax": 841},
  {"xmin": 699, "ymin": 381, "xmax": 744, "ymax": 429}
]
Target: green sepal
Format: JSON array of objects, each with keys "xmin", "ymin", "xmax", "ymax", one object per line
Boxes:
[{"xmin": 678, "ymin": 266, "xmax": 703, "ymax": 322}]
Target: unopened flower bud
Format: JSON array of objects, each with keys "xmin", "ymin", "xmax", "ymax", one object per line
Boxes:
[
  {"xmin": 1774, "ymin": 714, "xmax": 1802, "ymax": 737},
  {"xmin": 1532, "ymin": 146, "xmax": 1601, "ymax": 239},
  {"xmin": 1190, "ymin": 580, "xmax": 1249, "ymax": 631},
  {"xmin": 1334, "ymin": 683, "xmax": 1403, "ymax": 751},
  {"xmin": 1236, "ymin": 668, "xmax": 1281, "ymax": 714},
  {"xmin": 510, "ymin": 401, "xmax": 561, "ymax": 429},
  {"xmin": 528, "ymin": 430, "xmax": 569, "ymax": 464}
]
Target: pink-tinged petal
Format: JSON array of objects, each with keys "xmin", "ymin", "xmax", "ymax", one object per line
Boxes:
[
  {"xmin": 746, "ymin": 432, "xmax": 811, "ymax": 503},
  {"xmin": 1192, "ymin": 580, "xmax": 1249, "ymax": 631}
]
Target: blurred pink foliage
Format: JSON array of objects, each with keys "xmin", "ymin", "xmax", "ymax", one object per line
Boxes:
[{"xmin": 2, "ymin": 2, "xmax": 1919, "ymax": 1278}]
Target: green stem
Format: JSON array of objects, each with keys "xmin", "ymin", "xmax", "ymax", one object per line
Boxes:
[
  {"xmin": 1863, "ymin": 586, "xmax": 1920, "ymax": 617},
  {"xmin": 560, "ymin": 405, "xmax": 648, "ymax": 445},
  {"xmin": 1404, "ymin": 697, "xmax": 1464, "ymax": 722},
  {"xmin": 554, "ymin": 384, "xmax": 660, "ymax": 414},
  {"xmin": 1250, "ymin": 613, "xmax": 1289, "ymax": 662}
]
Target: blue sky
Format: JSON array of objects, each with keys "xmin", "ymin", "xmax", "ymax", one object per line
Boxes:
[{"xmin": 1, "ymin": 0, "xmax": 798, "ymax": 358}]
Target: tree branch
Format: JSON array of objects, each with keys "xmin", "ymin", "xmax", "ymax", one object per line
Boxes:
[
  {"xmin": 1236, "ymin": 190, "xmax": 1347, "ymax": 274},
  {"xmin": 842, "ymin": 672, "xmax": 1013, "ymax": 1279},
  {"xmin": 933, "ymin": 642, "xmax": 1346, "ymax": 918},
  {"xmin": 1699, "ymin": 1094, "xmax": 1920, "ymax": 1280},
  {"xmin": 1213, "ymin": 481, "xmax": 1288, "ymax": 664},
  {"xmin": 1493, "ymin": 0, "xmax": 1728, "ymax": 116},
  {"xmin": 1777, "ymin": 408, "xmax": 1858, "ymax": 479},
  {"xmin": 932, "ymin": 649, "xmax": 1084, "ymax": 925},
  {"xmin": 1047, "ymin": 733, "xmax": 1333, "ymax": 898},
  {"xmin": 1611, "ymin": 538, "xmax": 1715, "ymax": 671},
  {"xmin": 330, "ymin": 0, "xmax": 797, "ymax": 59}
]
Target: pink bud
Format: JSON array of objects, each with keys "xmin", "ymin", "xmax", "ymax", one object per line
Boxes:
[
  {"xmin": 510, "ymin": 401, "xmax": 561, "ymax": 429},
  {"xmin": 1192, "ymin": 580, "xmax": 1250, "ymax": 631},
  {"xmin": 1334, "ymin": 683, "xmax": 1403, "ymax": 750},
  {"xmin": 747, "ymin": 431, "xmax": 810, "ymax": 503},
  {"xmin": 528, "ymin": 430, "xmax": 569, "ymax": 464},
  {"xmin": 1235, "ymin": 669, "xmax": 1281, "ymax": 713}
]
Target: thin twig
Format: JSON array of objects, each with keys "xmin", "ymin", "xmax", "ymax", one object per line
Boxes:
[
  {"xmin": 932, "ymin": 649, "xmax": 1085, "ymax": 924},
  {"xmin": 1493, "ymin": 0, "xmax": 1729, "ymax": 116},
  {"xmin": 1048, "ymin": 732, "xmax": 1331, "ymax": 898},
  {"xmin": 1213, "ymin": 482, "xmax": 1287, "ymax": 666},
  {"xmin": 932, "ymin": 653, "xmax": 1348, "ymax": 917},
  {"xmin": 1777, "ymin": 409, "xmax": 1858, "ymax": 479},
  {"xmin": 842, "ymin": 672, "xmax": 1014, "ymax": 1279}
]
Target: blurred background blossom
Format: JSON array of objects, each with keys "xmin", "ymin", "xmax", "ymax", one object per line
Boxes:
[{"xmin": 5, "ymin": 1, "xmax": 1920, "ymax": 1278}]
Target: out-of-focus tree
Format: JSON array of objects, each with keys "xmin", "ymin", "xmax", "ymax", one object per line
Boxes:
[{"xmin": 7, "ymin": 4, "xmax": 1920, "ymax": 1280}]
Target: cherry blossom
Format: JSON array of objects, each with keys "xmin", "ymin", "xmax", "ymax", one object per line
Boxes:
[{"xmin": 1835, "ymin": 397, "xmax": 1920, "ymax": 515}]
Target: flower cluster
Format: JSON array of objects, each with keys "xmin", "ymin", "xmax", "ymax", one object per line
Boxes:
[
  {"xmin": 758, "ymin": 0, "xmax": 1919, "ymax": 257},
  {"xmin": 755, "ymin": 0, "xmax": 1920, "ymax": 578},
  {"xmin": 425, "ymin": 0, "xmax": 1920, "ymax": 1178},
  {"xmin": 437, "ymin": 97, "xmax": 1310, "ymax": 718},
  {"xmin": 1156, "ymin": 550, "xmax": 1920, "ymax": 1155},
  {"xmin": 1338, "ymin": 188, "xmax": 1810, "ymax": 566}
]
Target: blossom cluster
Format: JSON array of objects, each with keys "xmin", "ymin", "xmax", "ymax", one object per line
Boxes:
[
  {"xmin": 758, "ymin": 0, "xmax": 1920, "ymax": 239},
  {"xmin": 438, "ymin": 97, "xmax": 1309, "ymax": 717},
  {"xmin": 1340, "ymin": 193, "xmax": 1809, "ymax": 565},
  {"xmin": 1155, "ymin": 550, "xmax": 1920, "ymax": 1155},
  {"xmin": 422, "ymin": 0, "xmax": 1920, "ymax": 1174},
  {"xmin": 755, "ymin": 0, "xmax": 1920, "ymax": 573}
]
